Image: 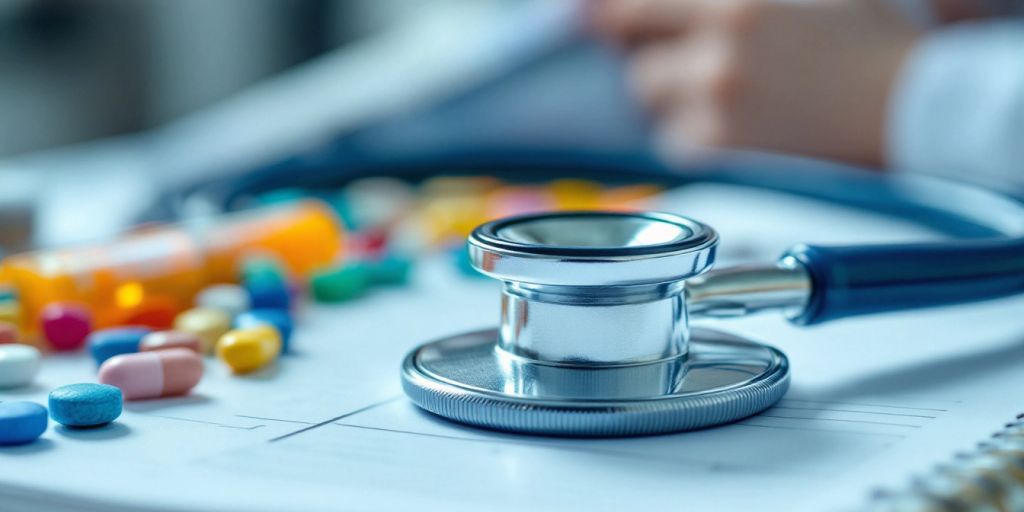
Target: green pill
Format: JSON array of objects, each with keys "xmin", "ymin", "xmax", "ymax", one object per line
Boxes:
[
  {"xmin": 310, "ymin": 263, "xmax": 371, "ymax": 303},
  {"xmin": 368, "ymin": 256, "xmax": 413, "ymax": 286}
]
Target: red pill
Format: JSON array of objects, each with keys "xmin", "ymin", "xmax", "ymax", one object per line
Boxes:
[
  {"xmin": 139, "ymin": 330, "xmax": 202, "ymax": 354},
  {"xmin": 0, "ymin": 322, "xmax": 17, "ymax": 344},
  {"xmin": 98, "ymin": 349, "xmax": 203, "ymax": 400},
  {"xmin": 40, "ymin": 303, "xmax": 93, "ymax": 351}
]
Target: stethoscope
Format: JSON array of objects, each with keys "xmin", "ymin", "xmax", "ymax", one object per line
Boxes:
[
  {"xmin": 394, "ymin": 162, "xmax": 1024, "ymax": 438},
  {"xmin": 165, "ymin": 151, "xmax": 1024, "ymax": 438}
]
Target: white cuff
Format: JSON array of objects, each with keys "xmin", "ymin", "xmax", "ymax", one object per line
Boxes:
[{"xmin": 888, "ymin": 21, "xmax": 1024, "ymax": 193}]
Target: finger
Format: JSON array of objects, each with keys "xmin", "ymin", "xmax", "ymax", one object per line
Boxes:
[
  {"xmin": 592, "ymin": 0, "xmax": 706, "ymax": 43},
  {"xmin": 654, "ymin": 104, "xmax": 727, "ymax": 166},
  {"xmin": 628, "ymin": 39, "xmax": 689, "ymax": 114}
]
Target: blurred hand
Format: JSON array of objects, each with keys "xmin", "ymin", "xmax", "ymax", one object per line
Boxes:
[{"xmin": 593, "ymin": 0, "xmax": 921, "ymax": 166}]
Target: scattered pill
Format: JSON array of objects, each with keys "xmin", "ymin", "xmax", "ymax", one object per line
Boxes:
[
  {"xmin": 367, "ymin": 255, "xmax": 413, "ymax": 286},
  {"xmin": 195, "ymin": 284, "xmax": 251, "ymax": 317},
  {"xmin": 87, "ymin": 326, "xmax": 151, "ymax": 366},
  {"xmin": 0, "ymin": 321, "xmax": 17, "ymax": 343},
  {"xmin": 40, "ymin": 303, "xmax": 93, "ymax": 351},
  {"xmin": 0, "ymin": 344, "xmax": 40, "ymax": 388},
  {"xmin": 240, "ymin": 256, "xmax": 287, "ymax": 286},
  {"xmin": 140, "ymin": 330, "xmax": 202, "ymax": 353},
  {"xmin": 451, "ymin": 244, "xmax": 485, "ymax": 279},
  {"xmin": 341, "ymin": 177, "xmax": 414, "ymax": 231},
  {"xmin": 0, "ymin": 301, "xmax": 20, "ymax": 326},
  {"xmin": 0, "ymin": 402, "xmax": 48, "ymax": 445},
  {"xmin": 310, "ymin": 263, "xmax": 370, "ymax": 303},
  {"xmin": 119, "ymin": 296, "xmax": 178, "ymax": 330},
  {"xmin": 99, "ymin": 349, "xmax": 203, "ymax": 400},
  {"xmin": 174, "ymin": 307, "xmax": 232, "ymax": 354},
  {"xmin": 246, "ymin": 280, "xmax": 292, "ymax": 311},
  {"xmin": 216, "ymin": 326, "xmax": 281, "ymax": 374},
  {"xmin": 234, "ymin": 309, "xmax": 292, "ymax": 353},
  {"xmin": 48, "ymin": 383, "xmax": 122, "ymax": 428}
]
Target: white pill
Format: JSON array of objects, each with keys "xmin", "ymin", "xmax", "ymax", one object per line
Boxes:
[
  {"xmin": 0, "ymin": 345, "xmax": 41, "ymax": 389},
  {"xmin": 194, "ymin": 284, "xmax": 251, "ymax": 318}
]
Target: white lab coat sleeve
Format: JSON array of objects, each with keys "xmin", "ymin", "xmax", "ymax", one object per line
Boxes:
[{"xmin": 887, "ymin": 20, "xmax": 1024, "ymax": 193}]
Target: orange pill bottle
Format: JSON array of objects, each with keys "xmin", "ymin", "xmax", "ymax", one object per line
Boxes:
[{"xmin": 0, "ymin": 200, "xmax": 343, "ymax": 335}]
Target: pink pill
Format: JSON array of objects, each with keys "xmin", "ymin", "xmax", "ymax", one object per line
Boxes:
[
  {"xmin": 0, "ymin": 322, "xmax": 17, "ymax": 344},
  {"xmin": 40, "ymin": 303, "xmax": 93, "ymax": 351},
  {"xmin": 98, "ymin": 348, "xmax": 203, "ymax": 400},
  {"xmin": 139, "ymin": 330, "xmax": 202, "ymax": 354}
]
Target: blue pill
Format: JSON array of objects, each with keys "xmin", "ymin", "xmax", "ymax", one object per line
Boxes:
[
  {"xmin": 0, "ymin": 401, "xmax": 48, "ymax": 445},
  {"xmin": 87, "ymin": 326, "xmax": 152, "ymax": 366},
  {"xmin": 246, "ymin": 281, "xmax": 291, "ymax": 311},
  {"xmin": 48, "ymin": 383, "xmax": 123, "ymax": 428},
  {"xmin": 234, "ymin": 309, "xmax": 293, "ymax": 353}
]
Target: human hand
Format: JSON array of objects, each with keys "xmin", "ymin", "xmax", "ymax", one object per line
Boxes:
[{"xmin": 593, "ymin": 0, "xmax": 921, "ymax": 167}]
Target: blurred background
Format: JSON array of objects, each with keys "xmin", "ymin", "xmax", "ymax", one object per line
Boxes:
[{"xmin": 0, "ymin": 0, "xmax": 439, "ymax": 157}]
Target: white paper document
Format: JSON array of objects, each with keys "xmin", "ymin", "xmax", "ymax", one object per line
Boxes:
[{"xmin": 2, "ymin": 184, "xmax": 1023, "ymax": 511}]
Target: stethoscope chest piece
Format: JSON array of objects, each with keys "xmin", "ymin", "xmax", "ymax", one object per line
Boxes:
[{"xmin": 402, "ymin": 211, "xmax": 790, "ymax": 437}]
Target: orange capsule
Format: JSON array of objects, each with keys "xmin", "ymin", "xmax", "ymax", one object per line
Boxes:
[{"xmin": 98, "ymin": 349, "xmax": 203, "ymax": 400}]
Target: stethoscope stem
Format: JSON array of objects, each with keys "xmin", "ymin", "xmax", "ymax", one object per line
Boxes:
[{"xmin": 685, "ymin": 257, "xmax": 812, "ymax": 320}]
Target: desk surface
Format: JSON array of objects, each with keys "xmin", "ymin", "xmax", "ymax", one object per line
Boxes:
[{"xmin": 3, "ymin": 184, "xmax": 1024, "ymax": 511}]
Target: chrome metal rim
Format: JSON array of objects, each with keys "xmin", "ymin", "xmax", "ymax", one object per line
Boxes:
[{"xmin": 401, "ymin": 326, "xmax": 789, "ymax": 437}]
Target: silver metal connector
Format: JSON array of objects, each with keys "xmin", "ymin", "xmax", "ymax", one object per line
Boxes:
[{"xmin": 687, "ymin": 256, "xmax": 812, "ymax": 319}]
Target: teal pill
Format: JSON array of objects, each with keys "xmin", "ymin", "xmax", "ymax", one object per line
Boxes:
[
  {"xmin": 451, "ymin": 244, "xmax": 485, "ymax": 279},
  {"xmin": 48, "ymin": 383, "xmax": 123, "ymax": 428},
  {"xmin": 0, "ymin": 402, "xmax": 47, "ymax": 445},
  {"xmin": 240, "ymin": 257, "xmax": 287, "ymax": 286},
  {"xmin": 310, "ymin": 263, "xmax": 371, "ymax": 303},
  {"xmin": 257, "ymin": 188, "xmax": 307, "ymax": 206},
  {"xmin": 368, "ymin": 255, "xmax": 413, "ymax": 286}
]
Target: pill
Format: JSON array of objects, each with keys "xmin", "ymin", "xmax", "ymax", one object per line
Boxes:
[
  {"xmin": 451, "ymin": 244, "xmax": 485, "ymax": 279},
  {"xmin": 0, "ymin": 301, "xmax": 20, "ymax": 326},
  {"xmin": 48, "ymin": 383, "xmax": 122, "ymax": 428},
  {"xmin": 257, "ymin": 187, "xmax": 306, "ymax": 206},
  {"xmin": 119, "ymin": 296, "xmax": 178, "ymax": 330},
  {"xmin": 341, "ymin": 177, "xmax": 414, "ymax": 231},
  {"xmin": 240, "ymin": 256, "xmax": 288, "ymax": 286},
  {"xmin": 0, "ymin": 344, "xmax": 40, "ymax": 388},
  {"xmin": 195, "ymin": 284, "xmax": 251, "ymax": 317},
  {"xmin": 139, "ymin": 330, "xmax": 202, "ymax": 353},
  {"xmin": 0, "ymin": 321, "xmax": 18, "ymax": 343},
  {"xmin": 234, "ymin": 309, "xmax": 292, "ymax": 353},
  {"xmin": 87, "ymin": 326, "xmax": 152, "ymax": 366},
  {"xmin": 98, "ymin": 349, "xmax": 203, "ymax": 400},
  {"xmin": 246, "ymin": 280, "xmax": 292, "ymax": 311},
  {"xmin": 174, "ymin": 307, "xmax": 232, "ymax": 354},
  {"xmin": 40, "ymin": 303, "xmax": 93, "ymax": 351},
  {"xmin": 549, "ymin": 179, "xmax": 603, "ymax": 210},
  {"xmin": 0, "ymin": 402, "xmax": 48, "ymax": 445},
  {"xmin": 216, "ymin": 326, "xmax": 281, "ymax": 374},
  {"xmin": 310, "ymin": 263, "xmax": 370, "ymax": 303},
  {"xmin": 367, "ymin": 255, "xmax": 413, "ymax": 286}
]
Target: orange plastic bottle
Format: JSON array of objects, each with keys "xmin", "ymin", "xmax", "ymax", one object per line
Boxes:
[{"xmin": 0, "ymin": 200, "xmax": 343, "ymax": 335}]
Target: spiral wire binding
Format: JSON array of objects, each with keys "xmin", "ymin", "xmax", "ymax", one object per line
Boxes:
[{"xmin": 862, "ymin": 416, "xmax": 1024, "ymax": 512}]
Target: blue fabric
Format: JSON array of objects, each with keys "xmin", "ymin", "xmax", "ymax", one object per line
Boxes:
[
  {"xmin": 48, "ymin": 383, "xmax": 122, "ymax": 428},
  {"xmin": 0, "ymin": 402, "xmax": 47, "ymax": 445},
  {"xmin": 88, "ymin": 327, "xmax": 152, "ymax": 366},
  {"xmin": 235, "ymin": 309, "xmax": 293, "ymax": 353}
]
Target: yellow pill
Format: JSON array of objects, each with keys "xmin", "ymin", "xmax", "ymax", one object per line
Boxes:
[
  {"xmin": 173, "ymin": 308, "xmax": 231, "ymax": 355},
  {"xmin": 0, "ymin": 301, "xmax": 21, "ymax": 327},
  {"xmin": 216, "ymin": 326, "xmax": 281, "ymax": 374}
]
